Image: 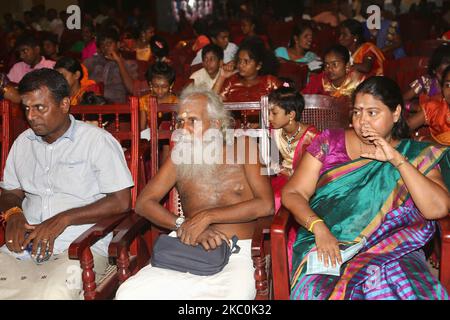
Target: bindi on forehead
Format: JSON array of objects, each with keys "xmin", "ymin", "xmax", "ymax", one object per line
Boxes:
[{"xmin": 179, "ymin": 110, "xmax": 190, "ymax": 119}]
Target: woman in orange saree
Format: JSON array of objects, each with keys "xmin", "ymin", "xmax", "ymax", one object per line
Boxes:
[
  {"xmin": 54, "ymin": 57, "xmax": 100, "ymax": 106},
  {"xmin": 339, "ymin": 19, "xmax": 385, "ymax": 78}
]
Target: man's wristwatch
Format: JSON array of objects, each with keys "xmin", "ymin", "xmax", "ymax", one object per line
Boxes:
[{"xmin": 175, "ymin": 216, "xmax": 185, "ymax": 230}]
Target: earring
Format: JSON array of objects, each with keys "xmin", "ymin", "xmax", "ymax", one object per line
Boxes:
[
  {"xmin": 353, "ymin": 38, "xmax": 357, "ymax": 42},
  {"xmin": 289, "ymin": 118, "xmax": 292, "ymax": 125}
]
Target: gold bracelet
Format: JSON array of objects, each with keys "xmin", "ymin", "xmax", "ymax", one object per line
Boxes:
[
  {"xmin": 394, "ymin": 157, "xmax": 408, "ymax": 168},
  {"xmin": 308, "ymin": 219, "xmax": 324, "ymax": 233},
  {"xmin": 0, "ymin": 206, "xmax": 23, "ymax": 225},
  {"xmin": 305, "ymin": 215, "xmax": 316, "ymax": 229}
]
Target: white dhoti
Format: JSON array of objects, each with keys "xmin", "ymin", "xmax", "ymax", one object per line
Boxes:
[
  {"xmin": 0, "ymin": 246, "xmax": 108, "ymax": 300},
  {"xmin": 115, "ymin": 238, "xmax": 256, "ymax": 300}
]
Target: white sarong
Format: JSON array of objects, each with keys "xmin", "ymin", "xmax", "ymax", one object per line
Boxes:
[
  {"xmin": 0, "ymin": 246, "xmax": 108, "ymax": 299},
  {"xmin": 115, "ymin": 236, "xmax": 256, "ymax": 300}
]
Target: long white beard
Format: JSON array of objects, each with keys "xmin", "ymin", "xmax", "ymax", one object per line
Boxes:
[{"xmin": 172, "ymin": 130, "xmax": 223, "ymax": 180}]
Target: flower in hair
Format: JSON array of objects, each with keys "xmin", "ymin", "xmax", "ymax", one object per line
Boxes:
[{"xmin": 282, "ymin": 82, "xmax": 290, "ymax": 88}]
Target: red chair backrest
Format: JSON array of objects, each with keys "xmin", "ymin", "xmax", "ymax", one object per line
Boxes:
[
  {"xmin": 267, "ymin": 21, "xmax": 295, "ymax": 48},
  {"xmin": 136, "ymin": 60, "xmax": 150, "ymax": 82},
  {"xmin": 302, "ymin": 94, "xmax": 351, "ymax": 131},
  {"xmin": 278, "ymin": 60, "xmax": 309, "ymax": 91},
  {"xmin": 383, "ymin": 56, "xmax": 429, "ymax": 92},
  {"xmin": 311, "ymin": 23, "xmax": 339, "ymax": 57},
  {"xmin": 0, "ymin": 100, "xmax": 29, "ymax": 179},
  {"xmin": 172, "ymin": 77, "xmax": 193, "ymax": 95},
  {"xmin": 398, "ymin": 14, "xmax": 432, "ymax": 43},
  {"xmin": 404, "ymin": 39, "xmax": 446, "ymax": 57},
  {"xmin": 70, "ymin": 97, "xmax": 140, "ymax": 207},
  {"xmin": 228, "ymin": 20, "xmax": 243, "ymax": 43},
  {"xmin": 0, "ymin": 99, "xmax": 11, "ymax": 180},
  {"xmin": 169, "ymin": 44, "xmax": 196, "ymax": 77}
]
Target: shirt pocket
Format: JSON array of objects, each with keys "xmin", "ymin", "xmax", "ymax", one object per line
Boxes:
[
  {"xmin": 53, "ymin": 159, "xmax": 96, "ymax": 194},
  {"xmin": 59, "ymin": 160, "xmax": 85, "ymax": 168}
]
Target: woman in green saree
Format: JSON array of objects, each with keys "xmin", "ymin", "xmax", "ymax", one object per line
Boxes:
[{"xmin": 282, "ymin": 76, "xmax": 450, "ymax": 300}]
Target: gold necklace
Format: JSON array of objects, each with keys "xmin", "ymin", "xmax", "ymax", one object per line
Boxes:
[{"xmin": 283, "ymin": 123, "xmax": 302, "ymax": 153}]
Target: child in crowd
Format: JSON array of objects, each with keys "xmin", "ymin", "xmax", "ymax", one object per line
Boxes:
[
  {"xmin": 268, "ymin": 86, "xmax": 320, "ymax": 213},
  {"xmin": 139, "ymin": 62, "xmax": 178, "ymax": 131},
  {"xmin": 268, "ymin": 85, "xmax": 320, "ymax": 270},
  {"xmin": 189, "ymin": 43, "xmax": 223, "ymax": 89}
]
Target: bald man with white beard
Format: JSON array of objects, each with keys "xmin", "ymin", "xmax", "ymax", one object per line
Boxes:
[{"xmin": 115, "ymin": 86, "xmax": 274, "ymax": 300}]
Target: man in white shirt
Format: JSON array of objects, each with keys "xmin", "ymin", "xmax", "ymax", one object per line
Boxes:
[
  {"xmin": 0, "ymin": 68, "xmax": 134, "ymax": 299},
  {"xmin": 190, "ymin": 44, "xmax": 224, "ymax": 89},
  {"xmin": 46, "ymin": 8, "xmax": 64, "ymax": 41},
  {"xmin": 191, "ymin": 22, "xmax": 238, "ymax": 66}
]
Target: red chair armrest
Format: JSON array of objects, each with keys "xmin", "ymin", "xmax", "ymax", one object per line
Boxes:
[
  {"xmin": 68, "ymin": 213, "xmax": 129, "ymax": 260},
  {"xmin": 251, "ymin": 215, "xmax": 273, "ymax": 300},
  {"xmin": 251, "ymin": 215, "xmax": 273, "ymax": 258},
  {"xmin": 438, "ymin": 215, "xmax": 450, "ymax": 243},
  {"xmin": 108, "ymin": 213, "xmax": 151, "ymax": 257},
  {"xmin": 438, "ymin": 215, "xmax": 450, "ymax": 292},
  {"xmin": 271, "ymin": 207, "xmax": 295, "ymax": 300},
  {"xmin": 0, "ymin": 224, "xmax": 4, "ymax": 246}
]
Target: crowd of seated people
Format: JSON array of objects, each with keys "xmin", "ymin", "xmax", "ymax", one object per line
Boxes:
[{"xmin": 0, "ymin": 1, "xmax": 449, "ymax": 300}]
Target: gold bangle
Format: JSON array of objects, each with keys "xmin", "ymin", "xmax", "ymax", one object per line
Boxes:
[
  {"xmin": 305, "ymin": 215, "xmax": 316, "ymax": 228},
  {"xmin": 394, "ymin": 157, "xmax": 408, "ymax": 168},
  {"xmin": 308, "ymin": 219, "xmax": 324, "ymax": 233},
  {"xmin": 0, "ymin": 206, "xmax": 23, "ymax": 225}
]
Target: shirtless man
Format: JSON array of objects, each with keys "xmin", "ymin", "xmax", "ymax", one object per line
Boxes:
[{"xmin": 115, "ymin": 86, "xmax": 274, "ymax": 300}]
